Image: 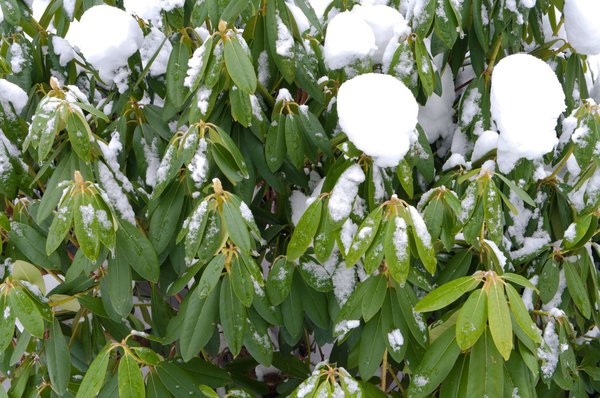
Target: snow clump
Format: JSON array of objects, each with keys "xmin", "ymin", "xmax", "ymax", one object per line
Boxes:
[
  {"xmin": 323, "ymin": 11, "xmax": 376, "ymax": 70},
  {"xmin": 490, "ymin": 54, "xmax": 566, "ymax": 173},
  {"xmin": 66, "ymin": 5, "xmax": 143, "ymax": 85},
  {"xmin": 323, "ymin": 5, "xmax": 409, "ymax": 70},
  {"xmin": 564, "ymin": 0, "xmax": 600, "ymax": 55},
  {"xmin": 337, "ymin": 73, "xmax": 418, "ymax": 167}
]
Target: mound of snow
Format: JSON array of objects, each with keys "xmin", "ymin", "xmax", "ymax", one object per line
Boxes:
[
  {"xmin": 0, "ymin": 79, "xmax": 28, "ymax": 116},
  {"xmin": 491, "ymin": 54, "xmax": 566, "ymax": 173},
  {"xmin": 337, "ymin": 73, "xmax": 418, "ymax": 167},
  {"xmin": 350, "ymin": 5, "xmax": 409, "ymax": 64},
  {"xmin": 323, "ymin": 5, "xmax": 409, "ymax": 70},
  {"xmin": 564, "ymin": 0, "xmax": 600, "ymax": 55},
  {"xmin": 66, "ymin": 5, "xmax": 143, "ymax": 84},
  {"xmin": 124, "ymin": 0, "xmax": 184, "ymax": 27},
  {"xmin": 323, "ymin": 11, "xmax": 376, "ymax": 70},
  {"xmin": 471, "ymin": 130, "xmax": 499, "ymax": 162}
]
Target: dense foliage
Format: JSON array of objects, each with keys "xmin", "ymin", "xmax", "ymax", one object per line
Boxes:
[{"xmin": 0, "ymin": 0, "xmax": 599, "ymax": 397}]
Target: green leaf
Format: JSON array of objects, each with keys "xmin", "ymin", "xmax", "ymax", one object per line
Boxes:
[
  {"xmin": 359, "ymin": 313, "xmax": 386, "ymax": 380},
  {"xmin": 9, "ymin": 222, "xmax": 62, "ymax": 270},
  {"xmin": 102, "ymin": 251, "xmax": 133, "ymax": 318},
  {"xmin": 230, "ymin": 86, "xmax": 253, "ymax": 127},
  {"xmin": 66, "ymin": 110, "xmax": 92, "ymax": 161},
  {"xmin": 487, "ymin": 280, "xmax": 512, "ymax": 360},
  {"xmin": 466, "ymin": 330, "xmax": 504, "ymax": 397},
  {"xmin": 219, "ymin": 275, "xmax": 246, "ymax": 356},
  {"xmin": 230, "ymin": 256, "xmax": 254, "ymax": 307},
  {"xmin": 284, "ymin": 113, "xmax": 304, "ymax": 169},
  {"xmin": 384, "ymin": 216, "xmax": 411, "ymax": 285},
  {"xmin": 538, "ymin": 258, "xmax": 559, "ymax": 304},
  {"xmin": 196, "ymin": 254, "xmax": 225, "ymax": 300},
  {"xmin": 407, "ymin": 206, "xmax": 436, "ymax": 274},
  {"xmin": 166, "ymin": 38, "xmax": 191, "ymax": 109},
  {"xmin": 116, "ymin": 220, "xmax": 160, "ymax": 283},
  {"xmin": 266, "ymin": 257, "xmax": 294, "ymax": 305},
  {"xmin": 397, "ymin": 159, "xmax": 414, "ymax": 198},
  {"xmin": 266, "ymin": 1, "xmax": 296, "ymax": 82},
  {"xmin": 118, "ymin": 353, "xmax": 144, "ymax": 398},
  {"xmin": 243, "ymin": 311, "xmax": 273, "ymax": 366},
  {"xmin": 221, "ymin": 0, "xmax": 249, "ymax": 22},
  {"xmin": 415, "ymin": 276, "xmax": 481, "ymax": 312},
  {"xmin": 505, "ymin": 283, "xmax": 542, "ymax": 344},
  {"xmin": 502, "ymin": 273, "xmax": 538, "ymax": 291},
  {"xmin": 456, "ymin": 289, "xmax": 487, "ymax": 350},
  {"xmin": 361, "ymin": 275, "xmax": 387, "ymax": 322},
  {"xmin": 0, "ymin": 294, "xmax": 15, "ymax": 351},
  {"xmin": 407, "ymin": 326, "xmax": 461, "ymax": 397},
  {"xmin": 265, "ymin": 114, "xmax": 286, "ymax": 172},
  {"xmin": 494, "ymin": 173, "xmax": 536, "ymax": 207},
  {"xmin": 0, "ymin": 0, "xmax": 20, "ymax": 25},
  {"xmin": 73, "ymin": 192, "xmax": 100, "ymax": 261},
  {"xmin": 149, "ymin": 182, "xmax": 185, "ymax": 255},
  {"xmin": 47, "ymin": 319, "xmax": 71, "ymax": 394},
  {"xmin": 9, "ymin": 286, "xmax": 44, "ymax": 338},
  {"xmin": 75, "ymin": 344, "xmax": 112, "ymax": 398},
  {"xmin": 415, "ymin": 36, "xmax": 435, "ymax": 97},
  {"xmin": 156, "ymin": 362, "xmax": 203, "ymax": 398},
  {"xmin": 287, "ymin": 198, "xmax": 322, "ymax": 261},
  {"xmin": 345, "ymin": 207, "xmax": 383, "ymax": 267},
  {"xmin": 281, "ymin": 274, "xmax": 304, "ymax": 344},
  {"xmin": 564, "ymin": 263, "xmax": 591, "ymax": 318},
  {"xmin": 222, "ymin": 199, "xmax": 252, "ymax": 252},
  {"xmin": 180, "ymin": 280, "xmax": 219, "ymax": 362},
  {"xmin": 224, "ymin": 37, "xmax": 257, "ymax": 94}
]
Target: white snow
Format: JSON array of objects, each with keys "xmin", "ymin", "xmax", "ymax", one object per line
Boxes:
[
  {"xmin": 491, "ymin": 54, "xmax": 566, "ymax": 173},
  {"xmin": 564, "ymin": 0, "xmax": 600, "ymax": 55},
  {"xmin": 52, "ymin": 36, "xmax": 75, "ymax": 67},
  {"xmin": 538, "ymin": 316, "xmax": 560, "ymax": 378},
  {"xmin": 418, "ymin": 66, "xmax": 455, "ymax": 143},
  {"xmin": 323, "ymin": 11, "xmax": 376, "ymax": 70},
  {"xmin": 188, "ymin": 138, "xmax": 208, "ymax": 187},
  {"xmin": 98, "ymin": 162, "xmax": 136, "ymax": 224},
  {"xmin": 328, "ymin": 164, "xmax": 365, "ymax": 222},
  {"xmin": 63, "ymin": 0, "xmax": 75, "ymax": 19},
  {"xmin": 393, "ymin": 217, "xmax": 409, "ymax": 262},
  {"xmin": 140, "ymin": 27, "xmax": 172, "ymax": 76},
  {"xmin": 350, "ymin": 5, "xmax": 409, "ymax": 65},
  {"xmin": 471, "ymin": 130, "xmax": 499, "ymax": 162},
  {"xmin": 184, "ymin": 40, "xmax": 209, "ymax": 88},
  {"xmin": 123, "ymin": 0, "xmax": 184, "ymax": 27},
  {"xmin": 408, "ymin": 206, "xmax": 432, "ymax": 248},
  {"xmin": 522, "ymin": 275, "xmax": 538, "ymax": 311},
  {"xmin": 286, "ymin": 2, "xmax": 310, "ymax": 33},
  {"xmin": 66, "ymin": 5, "xmax": 143, "ymax": 85},
  {"xmin": 485, "ymin": 239, "xmax": 507, "ymax": 269},
  {"xmin": 239, "ymin": 202, "xmax": 255, "ymax": 223},
  {"xmin": 337, "ymin": 73, "xmax": 418, "ymax": 167},
  {"xmin": 334, "ymin": 319, "xmax": 360, "ymax": 337},
  {"xmin": 0, "ymin": 79, "xmax": 28, "ymax": 116},
  {"xmin": 387, "ymin": 329, "xmax": 404, "ymax": 351},
  {"xmin": 275, "ymin": 13, "xmax": 294, "ymax": 57}
]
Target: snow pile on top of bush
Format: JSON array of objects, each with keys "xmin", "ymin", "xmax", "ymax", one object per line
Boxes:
[
  {"xmin": 323, "ymin": 11, "xmax": 376, "ymax": 70},
  {"xmin": 124, "ymin": 0, "xmax": 184, "ymax": 26},
  {"xmin": 564, "ymin": 0, "xmax": 600, "ymax": 55},
  {"xmin": 350, "ymin": 5, "xmax": 409, "ymax": 64},
  {"xmin": 337, "ymin": 73, "xmax": 418, "ymax": 167},
  {"xmin": 66, "ymin": 5, "xmax": 143, "ymax": 84},
  {"xmin": 323, "ymin": 5, "xmax": 409, "ymax": 70},
  {"xmin": 491, "ymin": 54, "xmax": 566, "ymax": 173}
]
